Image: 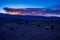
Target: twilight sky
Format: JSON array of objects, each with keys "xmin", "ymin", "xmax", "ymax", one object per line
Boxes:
[{"xmin": 0, "ymin": 0, "xmax": 60, "ymax": 13}]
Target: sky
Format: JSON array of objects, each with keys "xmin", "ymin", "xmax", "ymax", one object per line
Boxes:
[{"xmin": 0, "ymin": 0, "xmax": 60, "ymax": 13}]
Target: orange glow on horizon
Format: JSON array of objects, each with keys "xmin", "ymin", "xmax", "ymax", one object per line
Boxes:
[
  {"xmin": 6, "ymin": 11, "xmax": 60, "ymax": 17},
  {"xmin": 8, "ymin": 11, "xmax": 22, "ymax": 15}
]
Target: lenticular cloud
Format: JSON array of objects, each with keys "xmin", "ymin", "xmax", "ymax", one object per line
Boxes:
[{"xmin": 3, "ymin": 7, "xmax": 60, "ymax": 17}]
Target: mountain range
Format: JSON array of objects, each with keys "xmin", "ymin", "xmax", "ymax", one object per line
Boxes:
[{"xmin": 0, "ymin": 13, "xmax": 60, "ymax": 21}]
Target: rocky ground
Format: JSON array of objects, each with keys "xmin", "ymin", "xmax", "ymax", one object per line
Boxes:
[{"xmin": 0, "ymin": 19, "xmax": 60, "ymax": 40}]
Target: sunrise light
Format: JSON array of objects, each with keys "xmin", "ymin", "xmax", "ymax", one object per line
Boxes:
[{"xmin": 8, "ymin": 11, "xmax": 22, "ymax": 15}]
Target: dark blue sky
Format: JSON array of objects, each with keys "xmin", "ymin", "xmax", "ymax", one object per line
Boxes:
[{"xmin": 0, "ymin": 0, "xmax": 60, "ymax": 13}]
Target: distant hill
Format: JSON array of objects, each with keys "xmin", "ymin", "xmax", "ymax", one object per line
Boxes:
[{"xmin": 0, "ymin": 13, "xmax": 60, "ymax": 21}]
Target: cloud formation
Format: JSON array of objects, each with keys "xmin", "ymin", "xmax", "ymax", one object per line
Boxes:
[{"xmin": 3, "ymin": 7, "xmax": 60, "ymax": 17}]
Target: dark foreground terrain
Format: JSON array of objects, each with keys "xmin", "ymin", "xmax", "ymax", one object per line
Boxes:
[{"xmin": 0, "ymin": 14, "xmax": 60, "ymax": 40}]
